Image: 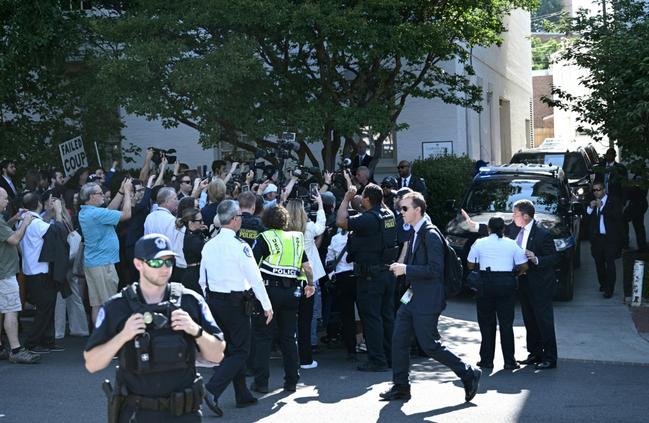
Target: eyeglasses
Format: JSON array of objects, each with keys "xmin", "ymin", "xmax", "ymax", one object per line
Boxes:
[
  {"xmin": 236, "ymin": 214, "xmax": 243, "ymax": 218},
  {"xmin": 401, "ymin": 206, "xmax": 410, "ymax": 212},
  {"xmin": 397, "ymin": 165, "xmax": 409, "ymax": 169},
  {"xmin": 145, "ymin": 258, "xmax": 175, "ymax": 268},
  {"xmin": 90, "ymin": 191, "xmax": 103, "ymax": 196}
]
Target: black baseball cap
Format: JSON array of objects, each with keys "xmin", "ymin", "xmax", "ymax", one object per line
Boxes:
[{"xmin": 134, "ymin": 234, "xmax": 178, "ymax": 260}]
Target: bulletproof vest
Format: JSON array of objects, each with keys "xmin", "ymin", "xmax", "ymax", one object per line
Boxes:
[
  {"xmin": 119, "ymin": 283, "xmax": 195, "ymax": 375},
  {"xmin": 237, "ymin": 213, "xmax": 265, "ymax": 247},
  {"xmin": 348, "ymin": 206, "xmax": 398, "ymax": 264}
]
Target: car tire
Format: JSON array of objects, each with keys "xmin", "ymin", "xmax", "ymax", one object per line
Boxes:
[{"xmin": 555, "ymin": 255, "xmax": 575, "ymax": 301}]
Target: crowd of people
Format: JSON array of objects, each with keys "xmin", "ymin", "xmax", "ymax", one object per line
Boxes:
[{"xmin": 2, "ymin": 143, "xmax": 571, "ymax": 420}]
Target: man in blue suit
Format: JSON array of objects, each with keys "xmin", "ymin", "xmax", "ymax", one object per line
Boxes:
[{"xmin": 380, "ymin": 192, "xmax": 481, "ymax": 402}]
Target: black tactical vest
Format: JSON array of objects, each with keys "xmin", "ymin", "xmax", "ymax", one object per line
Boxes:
[{"xmin": 119, "ymin": 283, "xmax": 195, "ymax": 375}]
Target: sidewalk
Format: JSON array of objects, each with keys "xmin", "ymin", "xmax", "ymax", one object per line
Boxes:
[{"xmin": 438, "ymin": 239, "xmax": 649, "ymax": 367}]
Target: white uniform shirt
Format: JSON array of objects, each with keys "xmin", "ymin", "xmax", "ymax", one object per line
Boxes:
[
  {"xmin": 199, "ymin": 228, "xmax": 272, "ymax": 311},
  {"xmin": 304, "ymin": 208, "xmax": 326, "ymax": 282},
  {"xmin": 467, "ymin": 234, "xmax": 528, "ymax": 271},
  {"xmin": 144, "ymin": 207, "xmax": 187, "ymax": 267},
  {"xmin": 326, "ymin": 231, "xmax": 354, "ymax": 275},
  {"xmin": 18, "ymin": 212, "xmax": 51, "ymax": 275}
]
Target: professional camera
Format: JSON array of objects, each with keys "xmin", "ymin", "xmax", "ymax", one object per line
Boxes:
[{"xmin": 150, "ymin": 147, "xmax": 177, "ymax": 165}]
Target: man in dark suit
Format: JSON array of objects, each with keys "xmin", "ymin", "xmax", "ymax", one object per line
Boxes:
[
  {"xmin": 0, "ymin": 159, "xmax": 18, "ymax": 200},
  {"xmin": 593, "ymin": 147, "xmax": 628, "ymax": 201},
  {"xmin": 462, "ymin": 199, "xmax": 560, "ymax": 370},
  {"xmin": 351, "ymin": 141, "xmax": 373, "ymax": 172},
  {"xmin": 396, "ymin": 160, "xmax": 428, "ymax": 198},
  {"xmin": 380, "ymin": 192, "xmax": 481, "ymax": 402},
  {"xmin": 588, "ymin": 181, "xmax": 624, "ymax": 298}
]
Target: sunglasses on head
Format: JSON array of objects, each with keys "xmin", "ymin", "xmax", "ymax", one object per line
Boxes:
[{"xmin": 145, "ymin": 258, "xmax": 175, "ymax": 268}]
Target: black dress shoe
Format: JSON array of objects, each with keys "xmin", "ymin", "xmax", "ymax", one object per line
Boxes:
[
  {"xmin": 603, "ymin": 292, "xmax": 613, "ymax": 299},
  {"xmin": 476, "ymin": 361, "xmax": 494, "ymax": 369},
  {"xmin": 379, "ymin": 384, "xmax": 411, "ymax": 401},
  {"xmin": 504, "ymin": 363, "xmax": 521, "ymax": 370},
  {"xmin": 463, "ymin": 368, "xmax": 481, "ymax": 402},
  {"xmin": 250, "ymin": 382, "xmax": 269, "ymax": 394},
  {"xmin": 357, "ymin": 362, "xmax": 389, "ymax": 372},
  {"xmin": 599, "ymin": 286, "xmax": 605, "ymax": 292},
  {"xmin": 204, "ymin": 393, "xmax": 224, "ymax": 417},
  {"xmin": 535, "ymin": 361, "xmax": 557, "ymax": 370},
  {"xmin": 236, "ymin": 397, "xmax": 258, "ymax": 408},
  {"xmin": 283, "ymin": 384, "xmax": 297, "ymax": 392},
  {"xmin": 517, "ymin": 355, "xmax": 542, "ymax": 365}
]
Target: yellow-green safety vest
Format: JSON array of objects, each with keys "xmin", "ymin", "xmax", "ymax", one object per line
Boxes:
[{"xmin": 258, "ymin": 229, "xmax": 306, "ymax": 280}]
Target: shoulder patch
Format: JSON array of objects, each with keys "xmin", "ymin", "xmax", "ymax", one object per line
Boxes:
[
  {"xmin": 243, "ymin": 245, "xmax": 252, "ymax": 258},
  {"xmin": 403, "ymin": 223, "xmax": 411, "ymax": 231},
  {"xmin": 95, "ymin": 307, "xmax": 106, "ymax": 328},
  {"xmin": 201, "ymin": 301, "xmax": 217, "ymax": 326}
]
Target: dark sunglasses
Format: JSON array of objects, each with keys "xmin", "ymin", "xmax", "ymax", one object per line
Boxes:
[
  {"xmin": 397, "ymin": 165, "xmax": 409, "ymax": 169},
  {"xmin": 145, "ymin": 258, "xmax": 175, "ymax": 268},
  {"xmin": 401, "ymin": 206, "xmax": 411, "ymax": 212},
  {"xmin": 181, "ymin": 180, "xmax": 191, "ymax": 184}
]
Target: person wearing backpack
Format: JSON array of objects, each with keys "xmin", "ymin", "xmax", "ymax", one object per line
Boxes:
[{"xmin": 380, "ymin": 192, "xmax": 481, "ymax": 403}]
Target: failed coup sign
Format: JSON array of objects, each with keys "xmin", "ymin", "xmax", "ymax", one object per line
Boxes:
[{"xmin": 59, "ymin": 136, "xmax": 88, "ymax": 177}]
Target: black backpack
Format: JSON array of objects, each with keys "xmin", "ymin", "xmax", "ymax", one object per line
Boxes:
[{"xmin": 431, "ymin": 226, "xmax": 464, "ymax": 297}]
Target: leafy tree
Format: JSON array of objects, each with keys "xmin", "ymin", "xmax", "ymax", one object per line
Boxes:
[
  {"xmin": 531, "ymin": 0, "xmax": 565, "ymax": 33},
  {"xmin": 544, "ymin": 0, "xmax": 649, "ymax": 172},
  {"xmin": 92, "ymin": 0, "xmax": 537, "ymax": 170},
  {"xmin": 0, "ymin": 1, "xmax": 124, "ymax": 178},
  {"xmin": 531, "ymin": 36, "xmax": 562, "ymax": 70}
]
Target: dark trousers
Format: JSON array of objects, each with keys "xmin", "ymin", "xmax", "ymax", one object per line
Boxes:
[
  {"xmin": 24, "ymin": 273, "xmax": 57, "ymax": 349},
  {"xmin": 624, "ymin": 204, "xmax": 648, "ymax": 251},
  {"xmin": 205, "ymin": 295, "xmax": 253, "ymax": 402},
  {"xmin": 392, "ymin": 304, "xmax": 471, "ymax": 385},
  {"xmin": 591, "ymin": 234, "xmax": 618, "ymax": 294},
  {"xmin": 180, "ymin": 267, "xmax": 203, "ymax": 297},
  {"xmin": 518, "ymin": 274, "xmax": 557, "ymax": 363},
  {"xmin": 297, "ymin": 294, "xmax": 314, "ymax": 365},
  {"xmin": 251, "ymin": 286, "xmax": 300, "ymax": 388},
  {"xmin": 476, "ymin": 278, "xmax": 517, "ymax": 366},
  {"xmin": 335, "ymin": 272, "xmax": 358, "ymax": 354},
  {"xmin": 356, "ymin": 270, "xmax": 394, "ymax": 367}
]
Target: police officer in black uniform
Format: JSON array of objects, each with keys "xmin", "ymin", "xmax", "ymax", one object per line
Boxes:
[
  {"xmin": 336, "ymin": 183, "xmax": 398, "ymax": 372},
  {"xmin": 237, "ymin": 191, "xmax": 266, "ymax": 247},
  {"xmin": 84, "ymin": 234, "xmax": 226, "ymax": 423}
]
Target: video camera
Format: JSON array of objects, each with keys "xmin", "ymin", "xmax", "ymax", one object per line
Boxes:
[{"xmin": 150, "ymin": 147, "xmax": 177, "ymax": 165}]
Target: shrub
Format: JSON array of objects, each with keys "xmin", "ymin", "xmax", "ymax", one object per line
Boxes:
[{"xmin": 411, "ymin": 155, "xmax": 475, "ymax": 230}]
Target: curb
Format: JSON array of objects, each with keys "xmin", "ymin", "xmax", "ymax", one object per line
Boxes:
[{"xmin": 559, "ymin": 357, "xmax": 649, "ymax": 367}]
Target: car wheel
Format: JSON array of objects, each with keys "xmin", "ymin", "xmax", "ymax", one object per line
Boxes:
[{"xmin": 555, "ymin": 255, "xmax": 575, "ymax": 301}]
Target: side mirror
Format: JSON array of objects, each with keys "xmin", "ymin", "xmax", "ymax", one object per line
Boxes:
[{"xmin": 446, "ymin": 199, "xmax": 457, "ymax": 212}]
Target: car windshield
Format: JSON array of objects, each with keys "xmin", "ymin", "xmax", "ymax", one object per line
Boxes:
[
  {"xmin": 463, "ymin": 177, "xmax": 562, "ymax": 214},
  {"xmin": 511, "ymin": 152, "xmax": 588, "ymax": 179}
]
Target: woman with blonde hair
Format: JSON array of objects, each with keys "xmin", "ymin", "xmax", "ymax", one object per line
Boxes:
[{"xmin": 286, "ymin": 193, "xmax": 326, "ymax": 369}]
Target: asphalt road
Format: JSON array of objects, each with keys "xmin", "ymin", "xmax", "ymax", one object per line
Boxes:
[{"xmin": 1, "ymin": 334, "xmax": 648, "ymax": 423}]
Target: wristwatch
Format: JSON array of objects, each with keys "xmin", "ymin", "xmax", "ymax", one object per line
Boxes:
[{"xmin": 193, "ymin": 327, "xmax": 203, "ymax": 339}]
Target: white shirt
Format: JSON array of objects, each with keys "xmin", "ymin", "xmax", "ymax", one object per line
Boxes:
[
  {"xmin": 409, "ymin": 216, "xmax": 427, "ymax": 254},
  {"xmin": 304, "ymin": 209, "xmax": 326, "ymax": 282},
  {"xmin": 199, "ymin": 228, "xmax": 272, "ymax": 311},
  {"xmin": 401, "ymin": 175, "xmax": 411, "ymax": 188},
  {"xmin": 326, "ymin": 231, "xmax": 354, "ymax": 275},
  {"xmin": 468, "ymin": 234, "xmax": 528, "ymax": 271},
  {"xmin": 144, "ymin": 207, "xmax": 187, "ymax": 267},
  {"xmin": 586, "ymin": 195, "xmax": 608, "ymax": 234},
  {"xmin": 518, "ymin": 219, "xmax": 535, "ymax": 250},
  {"xmin": 18, "ymin": 212, "xmax": 50, "ymax": 275}
]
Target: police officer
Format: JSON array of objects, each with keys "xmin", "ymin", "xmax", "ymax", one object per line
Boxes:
[
  {"xmin": 236, "ymin": 191, "xmax": 266, "ymax": 247},
  {"xmin": 250, "ymin": 205, "xmax": 315, "ymax": 393},
  {"xmin": 467, "ymin": 217, "xmax": 528, "ymax": 370},
  {"xmin": 199, "ymin": 200, "xmax": 273, "ymax": 417},
  {"xmin": 336, "ymin": 183, "xmax": 398, "ymax": 372},
  {"xmin": 84, "ymin": 234, "xmax": 225, "ymax": 423},
  {"xmin": 380, "ymin": 176, "xmax": 399, "ymax": 213}
]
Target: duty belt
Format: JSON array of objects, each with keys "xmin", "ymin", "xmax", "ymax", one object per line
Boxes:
[
  {"xmin": 124, "ymin": 377, "xmax": 204, "ymax": 417},
  {"xmin": 264, "ymin": 278, "xmax": 300, "ymax": 288}
]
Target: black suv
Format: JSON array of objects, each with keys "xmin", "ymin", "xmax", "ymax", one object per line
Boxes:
[
  {"xmin": 446, "ymin": 164, "xmax": 583, "ymax": 301},
  {"xmin": 510, "ymin": 145, "xmax": 594, "ymax": 206}
]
